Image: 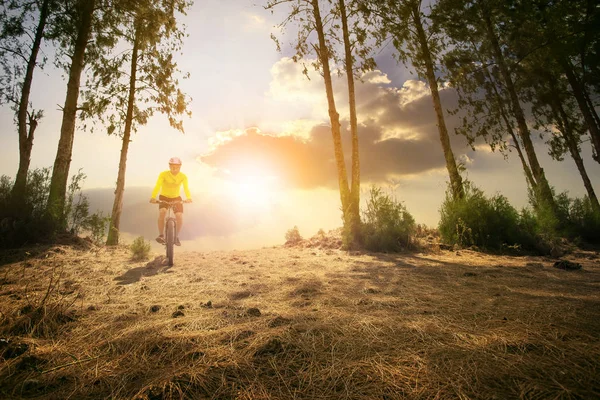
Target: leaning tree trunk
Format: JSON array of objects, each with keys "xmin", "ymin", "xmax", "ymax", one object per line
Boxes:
[
  {"xmin": 339, "ymin": 0, "xmax": 361, "ymax": 244},
  {"xmin": 482, "ymin": 63, "xmax": 538, "ymax": 191},
  {"xmin": 413, "ymin": 5, "xmax": 464, "ymax": 200},
  {"xmin": 561, "ymin": 58, "xmax": 600, "ymax": 164},
  {"xmin": 11, "ymin": 0, "xmax": 50, "ymax": 205},
  {"xmin": 106, "ymin": 24, "xmax": 140, "ymax": 246},
  {"xmin": 312, "ymin": 0, "xmax": 351, "ymax": 214},
  {"xmin": 550, "ymin": 92, "xmax": 600, "ymax": 213},
  {"xmin": 47, "ymin": 0, "xmax": 95, "ymax": 229},
  {"xmin": 482, "ymin": 7, "xmax": 557, "ymax": 214}
]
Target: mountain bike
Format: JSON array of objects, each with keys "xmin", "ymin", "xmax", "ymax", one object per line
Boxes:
[{"xmin": 157, "ymin": 200, "xmax": 183, "ymax": 266}]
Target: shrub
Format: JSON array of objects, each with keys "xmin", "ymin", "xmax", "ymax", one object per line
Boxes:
[
  {"xmin": 524, "ymin": 189, "xmax": 600, "ymax": 246},
  {"xmin": 361, "ymin": 186, "xmax": 416, "ymax": 252},
  {"xmin": 0, "ymin": 168, "xmax": 54, "ymax": 248},
  {"xmin": 560, "ymin": 194, "xmax": 600, "ymax": 244},
  {"xmin": 0, "ymin": 168, "xmax": 108, "ymax": 248},
  {"xmin": 130, "ymin": 236, "xmax": 152, "ymax": 260},
  {"xmin": 84, "ymin": 212, "xmax": 111, "ymax": 245},
  {"xmin": 285, "ymin": 226, "xmax": 303, "ymax": 245},
  {"xmin": 438, "ymin": 181, "xmax": 535, "ymax": 250}
]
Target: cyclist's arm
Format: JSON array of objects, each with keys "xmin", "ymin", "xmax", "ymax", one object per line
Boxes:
[
  {"xmin": 150, "ymin": 172, "xmax": 164, "ymax": 200},
  {"xmin": 182, "ymin": 174, "xmax": 192, "ymax": 201}
]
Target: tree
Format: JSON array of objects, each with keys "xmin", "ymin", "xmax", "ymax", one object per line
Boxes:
[
  {"xmin": 541, "ymin": 0, "xmax": 600, "ymax": 164},
  {"xmin": 46, "ymin": 0, "xmax": 96, "ymax": 229},
  {"xmin": 80, "ymin": 0, "xmax": 191, "ymax": 246},
  {"xmin": 358, "ymin": 0, "xmax": 465, "ymax": 200},
  {"xmin": 336, "ymin": 0, "xmax": 372, "ymax": 245},
  {"xmin": 266, "ymin": 0, "xmax": 365, "ymax": 246},
  {"xmin": 527, "ymin": 58, "xmax": 600, "ymax": 213},
  {"xmin": 434, "ymin": 0, "xmax": 559, "ymax": 217},
  {"xmin": 0, "ymin": 0, "xmax": 53, "ymax": 205}
]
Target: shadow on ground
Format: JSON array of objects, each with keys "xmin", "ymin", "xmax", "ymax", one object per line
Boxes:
[{"xmin": 114, "ymin": 256, "xmax": 172, "ymax": 285}]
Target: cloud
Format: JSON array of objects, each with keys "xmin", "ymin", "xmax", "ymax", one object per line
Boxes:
[
  {"xmin": 199, "ymin": 57, "xmax": 478, "ymax": 190},
  {"xmin": 199, "ymin": 121, "xmax": 449, "ymax": 190}
]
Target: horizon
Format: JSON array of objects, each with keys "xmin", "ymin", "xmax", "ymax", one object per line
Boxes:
[{"xmin": 1, "ymin": 0, "xmax": 598, "ymax": 250}]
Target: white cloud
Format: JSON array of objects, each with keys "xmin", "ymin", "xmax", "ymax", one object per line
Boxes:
[{"xmin": 363, "ymin": 70, "xmax": 391, "ymax": 84}]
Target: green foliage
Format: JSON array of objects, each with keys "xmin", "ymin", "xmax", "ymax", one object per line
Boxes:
[
  {"xmin": 130, "ymin": 236, "xmax": 152, "ymax": 261},
  {"xmin": 65, "ymin": 169, "xmax": 88, "ymax": 234},
  {"xmin": 285, "ymin": 226, "xmax": 303, "ymax": 245},
  {"xmin": 0, "ymin": 168, "xmax": 109, "ymax": 248},
  {"xmin": 360, "ymin": 186, "xmax": 416, "ymax": 252},
  {"xmin": 80, "ymin": 0, "xmax": 192, "ymax": 136},
  {"xmin": 83, "ymin": 212, "xmax": 111, "ymax": 246},
  {"xmin": 0, "ymin": 168, "xmax": 54, "ymax": 248},
  {"xmin": 556, "ymin": 194, "xmax": 600, "ymax": 244},
  {"xmin": 439, "ymin": 181, "xmax": 535, "ymax": 250}
]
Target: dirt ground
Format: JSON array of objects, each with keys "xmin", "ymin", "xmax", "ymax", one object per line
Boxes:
[{"xmin": 0, "ymin": 237, "xmax": 599, "ymax": 399}]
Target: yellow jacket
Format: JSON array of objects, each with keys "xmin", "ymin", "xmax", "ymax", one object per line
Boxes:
[{"xmin": 151, "ymin": 171, "xmax": 191, "ymax": 199}]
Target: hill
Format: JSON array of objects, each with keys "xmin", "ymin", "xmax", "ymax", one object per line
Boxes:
[{"xmin": 0, "ymin": 239, "xmax": 599, "ymax": 399}]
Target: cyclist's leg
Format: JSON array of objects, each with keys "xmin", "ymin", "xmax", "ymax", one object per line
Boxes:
[
  {"xmin": 157, "ymin": 207, "xmax": 167, "ymax": 243},
  {"xmin": 174, "ymin": 198, "xmax": 184, "ymax": 237},
  {"xmin": 175, "ymin": 212, "xmax": 183, "ymax": 236},
  {"xmin": 158, "ymin": 208, "xmax": 167, "ymax": 235}
]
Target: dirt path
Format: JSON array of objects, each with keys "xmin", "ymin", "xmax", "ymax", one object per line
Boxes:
[{"xmin": 1, "ymin": 244, "xmax": 599, "ymax": 399}]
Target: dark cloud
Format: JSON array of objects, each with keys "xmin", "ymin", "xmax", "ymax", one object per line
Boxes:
[
  {"xmin": 200, "ymin": 66, "xmax": 476, "ymax": 190},
  {"xmin": 199, "ymin": 119, "xmax": 456, "ymax": 190}
]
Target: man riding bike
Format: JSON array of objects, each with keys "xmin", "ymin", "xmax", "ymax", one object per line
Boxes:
[{"xmin": 149, "ymin": 157, "xmax": 192, "ymax": 246}]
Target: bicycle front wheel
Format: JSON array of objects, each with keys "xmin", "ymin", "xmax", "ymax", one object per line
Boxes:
[{"xmin": 166, "ymin": 219, "xmax": 176, "ymax": 266}]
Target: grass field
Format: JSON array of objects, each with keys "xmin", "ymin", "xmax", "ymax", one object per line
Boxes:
[{"xmin": 1, "ymin": 236, "xmax": 599, "ymax": 399}]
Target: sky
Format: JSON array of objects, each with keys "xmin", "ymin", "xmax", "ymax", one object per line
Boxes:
[{"xmin": 1, "ymin": 0, "xmax": 599, "ymax": 250}]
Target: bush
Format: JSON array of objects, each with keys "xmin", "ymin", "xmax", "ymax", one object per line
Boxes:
[
  {"xmin": 0, "ymin": 168, "xmax": 54, "ymax": 248},
  {"xmin": 559, "ymin": 194, "xmax": 600, "ymax": 244},
  {"xmin": 361, "ymin": 186, "xmax": 416, "ymax": 252},
  {"xmin": 130, "ymin": 236, "xmax": 152, "ymax": 260},
  {"xmin": 524, "ymin": 189, "xmax": 600, "ymax": 246},
  {"xmin": 0, "ymin": 168, "xmax": 108, "ymax": 248},
  {"xmin": 285, "ymin": 226, "xmax": 303, "ymax": 245},
  {"xmin": 439, "ymin": 181, "xmax": 535, "ymax": 250}
]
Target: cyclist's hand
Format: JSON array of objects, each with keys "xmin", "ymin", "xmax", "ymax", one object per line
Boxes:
[
  {"xmin": 150, "ymin": 198, "xmax": 158, "ymax": 204},
  {"xmin": 184, "ymin": 199, "xmax": 192, "ymax": 203}
]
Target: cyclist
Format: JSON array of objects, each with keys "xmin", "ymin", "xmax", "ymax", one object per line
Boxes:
[{"xmin": 149, "ymin": 157, "xmax": 192, "ymax": 246}]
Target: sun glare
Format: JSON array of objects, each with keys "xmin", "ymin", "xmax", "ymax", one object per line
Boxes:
[{"xmin": 229, "ymin": 174, "xmax": 280, "ymax": 211}]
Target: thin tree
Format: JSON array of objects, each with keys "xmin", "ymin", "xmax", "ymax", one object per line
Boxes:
[
  {"xmin": 46, "ymin": 0, "xmax": 97, "ymax": 229},
  {"xmin": 358, "ymin": 0, "xmax": 465, "ymax": 200},
  {"xmin": 80, "ymin": 0, "xmax": 191, "ymax": 245},
  {"xmin": 528, "ymin": 64, "xmax": 600, "ymax": 213},
  {"xmin": 435, "ymin": 0, "xmax": 558, "ymax": 216},
  {"xmin": 0, "ymin": 0, "xmax": 52, "ymax": 205},
  {"xmin": 337, "ymin": 0, "xmax": 372, "ymax": 244},
  {"xmin": 266, "ymin": 0, "xmax": 363, "ymax": 245}
]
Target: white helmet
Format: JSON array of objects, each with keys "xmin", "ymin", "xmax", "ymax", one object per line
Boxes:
[{"xmin": 169, "ymin": 157, "xmax": 182, "ymax": 165}]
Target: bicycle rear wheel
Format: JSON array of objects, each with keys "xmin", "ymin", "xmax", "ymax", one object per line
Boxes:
[{"xmin": 166, "ymin": 219, "xmax": 176, "ymax": 266}]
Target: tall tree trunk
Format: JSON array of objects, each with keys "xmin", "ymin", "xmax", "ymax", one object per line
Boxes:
[
  {"xmin": 47, "ymin": 0, "xmax": 95, "ymax": 228},
  {"xmin": 561, "ymin": 59, "xmax": 600, "ymax": 164},
  {"xmin": 481, "ymin": 6, "xmax": 557, "ymax": 213},
  {"xmin": 339, "ymin": 0, "xmax": 361, "ymax": 243},
  {"xmin": 480, "ymin": 60, "xmax": 537, "ymax": 191},
  {"xmin": 106, "ymin": 24, "xmax": 140, "ymax": 246},
  {"xmin": 311, "ymin": 0, "xmax": 351, "ymax": 214},
  {"xmin": 11, "ymin": 0, "xmax": 50, "ymax": 204},
  {"xmin": 550, "ymin": 90, "xmax": 600, "ymax": 213},
  {"xmin": 412, "ymin": 4, "xmax": 464, "ymax": 200}
]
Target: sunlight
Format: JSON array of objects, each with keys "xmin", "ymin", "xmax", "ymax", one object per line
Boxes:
[{"xmin": 228, "ymin": 172, "xmax": 280, "ymax": 211}]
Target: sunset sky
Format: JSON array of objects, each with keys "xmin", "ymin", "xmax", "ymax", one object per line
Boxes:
[{"xmin": 1, "ymin": 0, "xmax": 598, "ymax": 250}]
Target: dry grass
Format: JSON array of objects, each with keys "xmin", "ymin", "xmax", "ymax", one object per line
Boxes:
[{"xmin": 0, "ymin": 238, "xmax": 599, "ymax": 399}]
